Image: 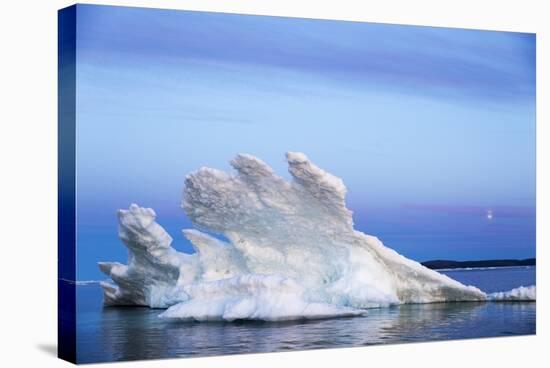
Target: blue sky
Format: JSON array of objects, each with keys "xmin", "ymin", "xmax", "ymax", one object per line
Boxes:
[{"xmin": 73, "ymin": 5, "xmax": 536, "ymax": 280}]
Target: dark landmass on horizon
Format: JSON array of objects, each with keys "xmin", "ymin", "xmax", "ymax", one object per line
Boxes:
[{"xmin": 422, "ymin": 258, "xmax": 535, "ymax": 270}]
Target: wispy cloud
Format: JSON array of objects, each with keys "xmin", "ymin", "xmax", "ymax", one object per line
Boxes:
[{"xmin": 77, "ymin": 5, "xmax": 535, "ymax": 103}]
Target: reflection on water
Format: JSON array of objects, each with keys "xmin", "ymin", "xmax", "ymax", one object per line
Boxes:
[
  {"xmin": 77, "ymin": 288, "xmax": 535, "ymax": 363},
  {"xmin": 76, "ymin": 267, "xmax": 536, "ymax": 363}
]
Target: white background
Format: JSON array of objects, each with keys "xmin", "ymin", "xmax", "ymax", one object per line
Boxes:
[{"xmin": 0, "ymin": 0, "xmax": 547, "ymax": 367}]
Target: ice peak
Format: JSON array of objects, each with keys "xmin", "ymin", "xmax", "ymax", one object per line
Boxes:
[
  {"xmin": 230, "ymin": 153, "xmax": 276, "ymax": 180},
  {"xmin": 285, "ymin": 151, "xmax": 309, "ymax": 163}
]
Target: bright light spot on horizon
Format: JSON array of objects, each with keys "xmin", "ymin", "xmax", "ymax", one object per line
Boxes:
[{"xmin": 486, "ymin": 209, "xmax": 493, "ymax": 220}]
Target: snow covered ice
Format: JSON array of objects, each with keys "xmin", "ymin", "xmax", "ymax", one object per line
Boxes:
[
  {"xmin": 488, "ymin": 285, "xmax": 536, "ymax": 301},
  {"xmin": 98, "ymin": 152, "xmax": 535, "ymax": 321}
]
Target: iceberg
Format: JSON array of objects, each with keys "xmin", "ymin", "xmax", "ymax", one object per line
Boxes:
[
  {"xmin": 488, "ymin": 285, "xmax": 536, "ymax": 301},
  {"xmin": 98, "ymin": 152, "xmax": 533, "ymax": 321}
]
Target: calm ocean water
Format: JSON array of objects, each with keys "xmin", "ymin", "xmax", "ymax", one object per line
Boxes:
[{"xmin": 75, "ymin": 266, "xmax": 535, "ymax": 364}]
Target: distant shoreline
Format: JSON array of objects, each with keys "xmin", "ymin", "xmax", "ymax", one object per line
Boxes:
[
  {"xmin": 421, "ymin": 258, "xmax": 535, "ymax": 270},
  {"xmin": 70, "ymin": 259, "xmax": 536, "ymax": 284}
]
